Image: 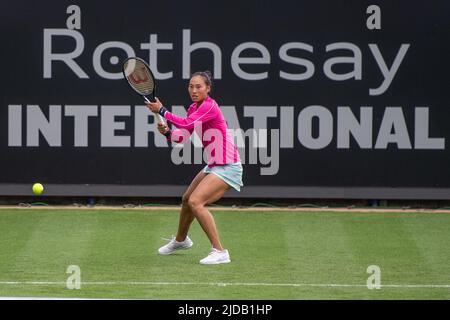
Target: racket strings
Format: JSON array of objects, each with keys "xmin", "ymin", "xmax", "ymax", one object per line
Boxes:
[{"xmin": 124, "ymin": 60, "xmax": 155, "ymax": 96}]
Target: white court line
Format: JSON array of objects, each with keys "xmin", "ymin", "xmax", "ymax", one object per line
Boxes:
[
  {"xmin": 0, "ymin": 297, "xmax": 119, "ymax": 300},
  {"xmin": 0, "ymin": 281, "xmax": 449, "ymax": 289}
]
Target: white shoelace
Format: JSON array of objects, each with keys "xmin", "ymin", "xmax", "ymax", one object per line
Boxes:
[{"xmin": 207, "ymin": 249, "xmax": 221, "ymax": 256}]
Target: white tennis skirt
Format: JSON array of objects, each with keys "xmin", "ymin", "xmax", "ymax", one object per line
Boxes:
[{"xmin": 203, "ymin": 162, "xmax": 244, "ymax": 192}]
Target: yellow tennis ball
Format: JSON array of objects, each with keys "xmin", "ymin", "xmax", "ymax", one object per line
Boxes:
[{"xmin": 32, "ymin": 183, "xmax": 44, "ymax": 195}]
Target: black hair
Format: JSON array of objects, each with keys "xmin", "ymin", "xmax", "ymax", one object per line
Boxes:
[{"xmin": 191, "ymin": 70, "xmax": 213, "ymax": 88}]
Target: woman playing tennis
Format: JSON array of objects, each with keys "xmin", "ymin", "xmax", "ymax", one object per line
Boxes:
[{"xmin": 146, "ymin": 71, "xmax": 243, "ymax": 265}]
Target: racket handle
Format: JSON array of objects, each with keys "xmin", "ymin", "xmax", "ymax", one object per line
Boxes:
[
  {"xmin": 155, "ymin": 113, "xmax": 165, "ymax": 123},
  {"xmin": 144, "ymin": 97, "xmax": 166, "ymax": 124}
]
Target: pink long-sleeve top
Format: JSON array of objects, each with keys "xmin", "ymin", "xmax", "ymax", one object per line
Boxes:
[{"xmin": 162, "ymin": 96, "xmax": 241, "ymax": 167}]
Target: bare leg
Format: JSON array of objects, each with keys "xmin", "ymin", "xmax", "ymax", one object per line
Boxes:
[
  {"xmin": 175, "ymin": 170, "xmax": 207, "ymax": 242},
  {"xmin": 188, "ymin": 174, "xmax": 230, "ymax": 250}
]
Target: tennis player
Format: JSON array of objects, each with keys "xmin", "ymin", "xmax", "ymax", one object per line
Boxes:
[{"xmin": 146, "ymin": 71, "xmax": 243, "ymax": 265}]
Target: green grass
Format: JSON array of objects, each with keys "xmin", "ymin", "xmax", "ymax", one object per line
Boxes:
[{"xmin": 0, "ymin": 208, "xmax": 449, "ymax": 299}]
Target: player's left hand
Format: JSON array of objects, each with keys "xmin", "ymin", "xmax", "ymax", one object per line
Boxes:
[
  {"xmin": 157, "ymin": 122, "xmax": 170, "ymax": 135},
  {"xmin": 146, "ymin": 97, "xmax": 162, "ymax": 113}
]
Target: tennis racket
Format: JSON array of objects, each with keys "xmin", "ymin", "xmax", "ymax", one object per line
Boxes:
[{"xmin": 122, "ymin": 57, "xmax": 165, "ymax": 124}]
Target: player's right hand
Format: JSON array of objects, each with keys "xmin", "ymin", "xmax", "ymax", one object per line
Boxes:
[{"xmin": 146, "ymin": 97, "xmax": 163, "ymax": 113}]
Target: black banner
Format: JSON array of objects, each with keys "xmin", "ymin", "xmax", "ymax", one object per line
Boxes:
[{"xmin": 1, "ymin": 1, "xmax": 450, "ymax": 195}]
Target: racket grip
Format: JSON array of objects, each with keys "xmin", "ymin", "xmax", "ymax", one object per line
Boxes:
[{"xmin": 155, "ymin": 112, "xmax": 165, "ymax": 124}]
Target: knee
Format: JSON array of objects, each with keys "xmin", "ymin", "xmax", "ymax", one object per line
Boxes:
[{"xmin": 188, "ymin": 196, "xmax": 204, "ymax": 211}]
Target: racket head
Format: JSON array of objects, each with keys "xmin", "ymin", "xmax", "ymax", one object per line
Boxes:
[{"xmin": 122, "ymin": 57, "xmax": 156, "ymax": 101}]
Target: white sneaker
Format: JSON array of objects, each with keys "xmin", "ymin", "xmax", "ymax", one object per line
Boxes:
[
  {"xmin": 199, "ymin": 248, "xmax": 231, "ymax": 265},
  {"xmin": 158, "ymin": 236, "xmax": 193, "ymax": 255}
]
